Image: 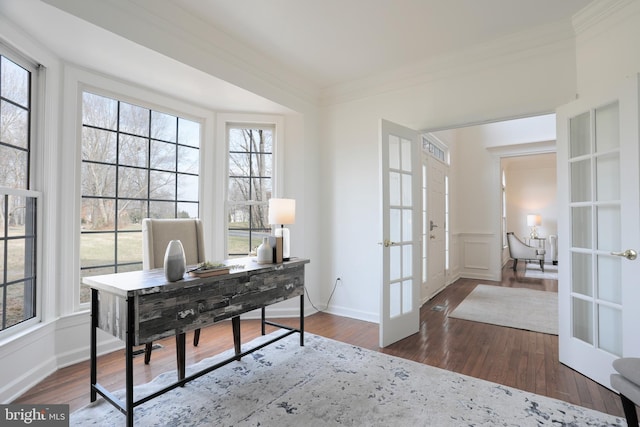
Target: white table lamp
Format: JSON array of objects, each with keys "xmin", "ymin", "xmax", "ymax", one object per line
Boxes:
[
  {"xmin": 527, "ymin": 214, "xmax": 542, "ymax": 239},
  {"xmin": 268, "ymin": 198, "xmax": 295, "ymax": 260}
]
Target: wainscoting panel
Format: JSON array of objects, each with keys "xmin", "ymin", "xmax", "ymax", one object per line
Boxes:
[{"xmin": 458, "ymin": 233, "xmax": 501, "ymax": 281}]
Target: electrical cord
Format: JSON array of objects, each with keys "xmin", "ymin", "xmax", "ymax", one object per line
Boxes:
[{"xmin": 304, "ymin": 277, "xmax": 340, "ymax": 312}]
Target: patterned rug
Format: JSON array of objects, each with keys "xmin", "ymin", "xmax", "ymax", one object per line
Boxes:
[
  {"xmin": 448, "ymin": 284, "xmax": 558, "ymax": 335},
  {"xmin": 71, "ymin": 332, "xmax": 622, "ymax": 426}
]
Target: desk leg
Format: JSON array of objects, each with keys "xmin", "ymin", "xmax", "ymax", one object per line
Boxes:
[
  {"xmin": 176, "ymin": 333, "xmax": 186, "ymax": 381},
  {"xmin": 261, "ymin": 307, "xmax": 266, "ymax": 335},
  {"xmin": 300, "ymin": 294, "xmax": 304, "ymax": 347},
  {"xmin": 90, "ymin": 289, "xmax": 98, "ymax": 402},
  {"xmin": 232, "ymin": 316, "xmax": 241, "ymax": 360},
  {"xmin": 125, "ymin": 296, "xmax": 135, "ymax": 427}
]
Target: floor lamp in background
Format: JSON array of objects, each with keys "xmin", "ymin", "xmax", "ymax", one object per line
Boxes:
[{"xmin": 268, "ymin": 198, "xmax": 295, "ymax": 261}]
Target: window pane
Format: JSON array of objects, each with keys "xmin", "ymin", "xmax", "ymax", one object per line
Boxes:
[
  {"xmin": 117, "ymin": 199, "xmax": 145, "ymax": 229},
  {"xmin": 178, "ymin": 118, "xmax": 200, "ymax": 148},
  {"xmin": 83, "ymin": 92, "xmax": 117, "ymax": 130},
  {"xmin": 150, "ymin": 140, "xmax": 176, "ymax": 171},
  {"xmin": 81, "ymin": 198, "xmax": 115, "ymax": 231},
  {"xmin": 149, "ymin": 201, "xmax": 175, "ymax": 219},
  {"xmin": 82, "ymin": 163, "xmax": 116, "ymax": 197},
  {"xmin": 82, "ymin": 127, "xmax": 117, "ymax": 163},
  {"xmin": 1, "ymin": 100, "xmax": 29, "ymax": 148},
  {"xmin": 570, "ymin": 112, "xmax": 590, "ymax": 158},
  {"xmin": 119, "ymin": 102, "xmax": 149, "ymax": 137},
  {"xmin": 149, "ymin": 171, "xmax": 175, "ymax": 200},
  {"xmin": 177, "ymin": 174, "xmax": 198, "ymax": 201},
  {"xmin": 1, "ymin": 56, "xmax": 29, "ymax": 106},
  {"xmin": 119, "ymin": 166, "xmax": 148, "ymax": 199},
  {"xmin": 117, "ymin": 231, "xmax": 142, "ymax": 265},
  {"xmin": 80, "ymin": 233, "xmax": 115, "ymax": 268},
  {"xmin": 119, "ymin": 135, "xmax": 148, "ymax": 168},
  {"xmin": 178, "ymin": 146, "xmax": 199, "ymax": 174},
  {"xmin": 151, "ymin": 111, "xmax": 176, "ymax": 142},
  {"xmin": 0, "ymin": 145, "xmax": 28, "ymax": 189}
]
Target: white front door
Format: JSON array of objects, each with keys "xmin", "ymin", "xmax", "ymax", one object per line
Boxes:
[
  {"xmin": 556, "ymin": 75, "xmax": 640, "ymax": 387},
  {"xmin": 424, "ymin": 154, "xmax": 447, "ymax": 301},
  {"xmin": 380, "ymin": 119, "xmax": 421, "ymax": 347}
]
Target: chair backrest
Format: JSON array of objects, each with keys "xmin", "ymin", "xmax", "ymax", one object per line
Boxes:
[
  {"xmin": 506, "ymin": 232, "xmax": 537, "ymax": 259},
  {"xmin": 142, "ymin": 218, "xmax": 205, "ymax": 270}
]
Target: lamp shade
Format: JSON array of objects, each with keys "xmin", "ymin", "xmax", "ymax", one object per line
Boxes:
[
  {"xmin": 268, "ymin": 198, "xmax": 296, "ymax": 225},
  {"xmin": 527, "ymin": 214, "xmax": 542, "ymax": 227}
]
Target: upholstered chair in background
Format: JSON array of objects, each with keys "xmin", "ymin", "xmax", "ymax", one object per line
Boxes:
[
  {"xmin": 141, "ymin": 218, "xmax": 206, "ymax": 364},
  {"xmin": 611, "ymin": 357, "xmax": 640, "ymax": 425},
  {"xmin": 506, "ymin": 232, "xmax": 546, "ymax": 272}
]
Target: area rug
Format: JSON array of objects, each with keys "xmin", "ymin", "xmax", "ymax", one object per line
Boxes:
[
  {"xmin": 70, "ymin": 332, "xmax": 621, "ymax": 426},
  {"xmin": 448, "ymin": 284, "xmax": 558, "ymax": 335},
  {"xmin": 524, "ymin": 263, "xmax": 558, "ymax": 280}
]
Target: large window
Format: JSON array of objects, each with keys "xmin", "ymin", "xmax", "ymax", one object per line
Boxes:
[
  {"xmin": 227, "ymin": 125, "xmax": 273, "ymax": 257},
  {"xmin": 0, "ymin": 50, "xmax": 39, "ymax": 332},
  {"xmin": 80, "ymin": 91, "xmax": 201, "ymax": 303}
]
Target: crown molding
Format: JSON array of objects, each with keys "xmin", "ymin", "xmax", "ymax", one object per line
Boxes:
[
  {"xmin": 321, "ymin": 19, "xmax": 577, "ymax": 107},
  {"xmin": 572, "ymin": 0, "xmax": 637, "ymax": 37},
  {"xmin": 43, "ymin": 0, "xmax": 321, "ymax": 111}
]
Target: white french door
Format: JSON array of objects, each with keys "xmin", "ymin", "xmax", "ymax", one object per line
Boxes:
[
  {"xmin": 379, "ymin": 119, "xmax": 421, "ymax": 348},
  {"xmin": 557, "ymin": 75, "xmax": 640, "ymax": 387}
]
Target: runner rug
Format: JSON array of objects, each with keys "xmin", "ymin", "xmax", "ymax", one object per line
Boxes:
[
  {"xmin": 448, "ymin": 284, "xmax": 558, "ymax": 335},
  {"xmin": 70, "ymin": 331, "xmax": 620, "ymax": 426}
]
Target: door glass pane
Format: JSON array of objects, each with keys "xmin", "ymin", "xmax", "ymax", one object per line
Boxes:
[
  {"xmin": 573, "ymin": 297, "xmax": 593, "ymax": 344},
  {"xmin": 597, "ymin": 255, "xmax": 621, "ymax": 304},
  {"xmin": 390, "ymin": 246, "xmax": 401, "ymax": 281},
  {"xmin": 402, "ymin": 173, "xmax": 412, "ymax": 206},
  {"xmin": 571, "ymin": 206, "xmax": 591, "ymax": 248},
  {"xmin": 390, "ymin": 282, "xmax": 401, "ymax": 318},
  {"xmin": 402, "ymin": 280, "xmax": 412, "ymax": 313},
  {"xmin": 390, "ymin": 208, "xmax": 401, "ymax": 242},
  {"xmin": 570, "ymin": 112, "xmax": 590, "ymax": 158},
  {"xmin": 596, "ymin": 205, "xmax": 620, "ymax": 251},
  {"xmin": 599, "ymin": 305, "xmax": 622, "ymax": 356},
  {"xmin": 401, "ymin": 138, "xmax": 412, "ymax": 172},
  {"xmin": 403, "ymin": 244, "xmax": 412, "ymax": 278},
  {"xmin": 571, "ymin": 252, "xmax": 592, "ymax": 296},
  {"xmin": 389, "ymin": 135, "xmax": 400, "ymax": 169},
  {"xmin": 596, "ymin": 154, "xmax": 620, "ymax": 201},
  {"xmin": 389, "ymin": 172, "xmax": 400, "ymax": 206},
  {"xmin": 402, "ymin": 209, "xmax": 412, "ymax": 241},
  {"xmin": 570, "ymin": 160, "xmax": 591, "ymax": 202},
  {"xmin": 595, "ymin": 102, "xmax": 619, "ymax": 152}
]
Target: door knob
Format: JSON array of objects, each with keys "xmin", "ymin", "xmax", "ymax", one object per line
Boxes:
[
  {"xmin": 378, "ymin": 239, "xmax": 398, "ymax": 248},
  {"xmin": 611, "ymin": 249, "xmax": 638, "ymax": 260},
  {"xmin": 430, "ymin": 220, "xmax": 438, "ymax": 231}
]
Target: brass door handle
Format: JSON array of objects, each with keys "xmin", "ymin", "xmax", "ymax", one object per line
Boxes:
[
  {"xmin": 378, "ymin": 239, "xmax": 398, "ymax": 248},
  {"xmin": 611, "ymin": 249, "xmax": 638, "ymax": 260}
]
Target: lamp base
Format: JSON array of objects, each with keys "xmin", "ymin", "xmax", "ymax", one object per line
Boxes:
[
  {"xmin": 530, "ymin": 227, "xmax": 538, "ymax": 239},
  {"xmin": 275, "ymin": 226, "xmax": 290, "ymax": 260}
]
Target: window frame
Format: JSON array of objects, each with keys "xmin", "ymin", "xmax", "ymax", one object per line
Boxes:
[
  {"xmin": 217, "ymin": 114, "xmax": 284, "ymax": 259},
  {"xmin": 0, "ymin": 44, "xmax": 43, "ymax": 337},
  {"xmin": 63, "ymin": 68, "xmax": 214, "ymax": 312},
  {"xmin": 78, "ymin": 89, "xmax": 203, "ymax": 304}
]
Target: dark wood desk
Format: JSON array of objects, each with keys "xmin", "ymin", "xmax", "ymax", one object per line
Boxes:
[{"xmin": 83, "ymin": 257, "xmax": 309, "ymax": 427}]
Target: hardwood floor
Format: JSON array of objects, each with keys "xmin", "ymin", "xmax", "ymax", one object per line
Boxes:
[{"xmin": 13, "ymin": 262, "xmax": 625, "ymax": 418}]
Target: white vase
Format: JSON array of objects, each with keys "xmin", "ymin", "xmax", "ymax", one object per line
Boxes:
[
  {"xmin": 164, "ymin": 240, "xmax": 186, "ymax": 282},
  {"xmin": 257, "ymin": 237, "xmax": 272, "ymax": 264}
]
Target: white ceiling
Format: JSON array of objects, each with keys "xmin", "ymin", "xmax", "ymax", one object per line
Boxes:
[
  {"xmin": 0, "ymin": 0, "xmax": 593, "ymax": 113},
  {"xmin": 172, "ymin": 0, "xmax": 593, "ymax": 89}
]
